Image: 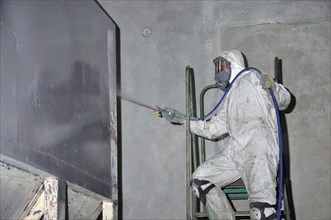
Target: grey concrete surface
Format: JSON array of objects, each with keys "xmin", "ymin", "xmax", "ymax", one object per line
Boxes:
[
  {"xmin": 100, "ymin": 1, "xmax": 330, "ymax": 219},
  {"xmin": 0, "ymin": 0, "xmax": 117, "ymax": 199},
  {"xmin": 0, "ymin": 1, "xmax": 119, "ymax": 218}
]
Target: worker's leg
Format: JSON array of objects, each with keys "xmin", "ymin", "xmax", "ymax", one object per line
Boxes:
[
  {"xmin": 237, "ymin": 138, "xmax": 279, "ymax": 220},
  {"xmin": 191, "ymin": 147, "xmax": 240, "ymax": 220}
]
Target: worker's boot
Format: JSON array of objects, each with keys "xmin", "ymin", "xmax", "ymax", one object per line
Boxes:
[{"xmin": 250, "ymin": 202, "xmax": 277, "ymax": 220}]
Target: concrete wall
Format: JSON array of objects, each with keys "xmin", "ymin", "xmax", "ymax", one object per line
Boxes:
[{"xmin": 100, "ymin": 1, "xmax": 330, "ymax": 219}]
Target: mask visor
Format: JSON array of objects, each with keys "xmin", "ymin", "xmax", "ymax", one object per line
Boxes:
[{"xmin": 214, "ymin": 57, "xmax": 230, "ymax": 75}]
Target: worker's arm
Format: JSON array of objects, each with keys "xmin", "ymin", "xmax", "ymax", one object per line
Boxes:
[
  {"xmin": 189, "ymin": 108, "xmax": 227, "ymax": 140},
  {"xmin": 271, "ymin": 82, "xmax": 291, "ymax": 110}
]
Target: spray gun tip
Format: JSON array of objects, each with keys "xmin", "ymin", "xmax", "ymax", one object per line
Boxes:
[
  {"xmin": 154, "ymin": 105, "xmax": 163, "ymax": 117},
  {"xmin": 155, "ymin": 111, "xmax": 162, "ymax": 117}
]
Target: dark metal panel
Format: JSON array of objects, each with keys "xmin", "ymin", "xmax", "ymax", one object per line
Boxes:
[{"xmin": 0, "ymin": 0, "xmax": 118, "ymax": 199}]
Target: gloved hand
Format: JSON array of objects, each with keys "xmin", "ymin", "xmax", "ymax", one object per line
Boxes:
[
  {"xmin": 154, "ymin": 106, "xmax": 186, "ymax": 125},
  {"xmin": 258, "ymin": 73, "xmax": 275, "ymax": 89}
]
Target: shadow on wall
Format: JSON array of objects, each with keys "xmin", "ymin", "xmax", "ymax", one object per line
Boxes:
[
  {"xmin": 115, "ymin": 24, "xmax": 123, "ymax": 219},
  {"xmin": 277, "ymin": 56, "xmax": 297, "ymax": 220},
  {"xmin": 34, "ymin": 61, "xmax": 101, "ymax": 123},
  {"xmin": 283, "ymin": 91, "xmax": 296, "ymax": 114},
  {"xmin": 30, "ymin": 61, "xmax": 109, "ymax": 171},
  {"xmin": 280, "ymin": 90, "xmax": 296, "ymax": 220}
]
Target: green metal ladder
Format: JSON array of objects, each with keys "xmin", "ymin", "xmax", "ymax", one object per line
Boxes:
[{"xmin": 185, "ymin": 58, "xmax": 294, "ymax": 220}]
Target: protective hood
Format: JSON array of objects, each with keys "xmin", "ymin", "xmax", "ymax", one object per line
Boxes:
[{"xmin": 218, "ymin": 50, "xmax": 245, "ymax": 84}]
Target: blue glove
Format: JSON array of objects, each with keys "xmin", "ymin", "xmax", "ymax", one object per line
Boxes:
[{"xmin": 155, "ymin": 106, "xmax": 186, "ymax": 125}]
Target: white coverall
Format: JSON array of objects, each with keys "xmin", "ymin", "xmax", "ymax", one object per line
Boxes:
[{"xmin": 189, "ymin": 50, "xmax": 291, "ymax": 219}]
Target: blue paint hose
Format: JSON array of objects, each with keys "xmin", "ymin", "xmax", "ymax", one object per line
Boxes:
[
  {"xmin": 269, "ymin": 87, "xmax": 283, "ymax": 220},
  {"xmin": 197, "ymin": 67, "xmax": 283, "ymax": 219},
  {"xmin": 196, "ymin": 67, "xmax": 262, "ymax": 121}
]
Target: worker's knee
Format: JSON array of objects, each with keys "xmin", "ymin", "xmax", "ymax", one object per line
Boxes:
[{"xmin": 190, "ymin": 179, "xmax": 215, "ymax": 206}]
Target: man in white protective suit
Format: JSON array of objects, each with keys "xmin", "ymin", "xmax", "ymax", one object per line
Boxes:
[{"xmin": 156, "ymin": 50, "xmax": 291, "ymax": 220}]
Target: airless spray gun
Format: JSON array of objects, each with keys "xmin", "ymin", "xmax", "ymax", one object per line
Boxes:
[
  {"xmin": 154, "ymin": 105, "xmax": 186, "ymax": 125},
  {"xmin": 118, "ymin": 92, "xmax": 186, "ymax": 125}
]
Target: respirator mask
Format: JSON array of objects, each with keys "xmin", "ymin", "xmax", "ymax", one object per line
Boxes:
[{"xmin": 213, "ymin": 56, "xmax": 231, "ymax": 91}]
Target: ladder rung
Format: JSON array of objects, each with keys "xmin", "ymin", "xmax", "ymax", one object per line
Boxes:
[
  {"xmin": 195, "ymin": 212, "xmax": 208, "ymax": 218},
  {"xmin": 235, "ymin": 211, "xmax": 250, "ymax": 216},
  {"xmin": 196, "ymin": 211, "xmax": 250, "ymax": 218},
  {"xmin": 195, "ymin": 211, "xmax": 287, "ymax": 218},
  {"xmin": 224, "ymin": 189, "xmax": 247, "ymax": 193}
]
